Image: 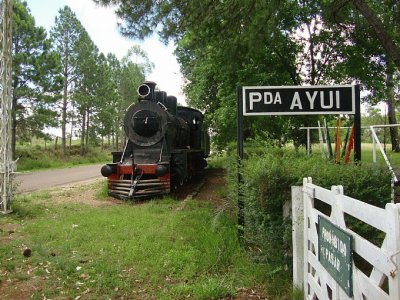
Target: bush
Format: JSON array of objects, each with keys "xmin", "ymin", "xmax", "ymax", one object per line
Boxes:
[{"xmin": 223, "ymin": 142, "xmax": 392, "ymax": 270}]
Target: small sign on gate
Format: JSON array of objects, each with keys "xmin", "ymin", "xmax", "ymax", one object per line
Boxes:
[{"xmin": 318, "ymin": 216, "xmax": 353, "ymax": 296}]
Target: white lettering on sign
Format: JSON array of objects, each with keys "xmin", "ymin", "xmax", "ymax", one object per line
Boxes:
[
  {"xmin": 290, "ymin": 92, "xmax": 302, "ymax": 110},
  {"xmin": 264, "ymin": 92, "xmax": 282, "ymax": 105},
  {"xmin": 322, "ymin": 247, "xmax": 341, "ymax": 272},
  {"xmin": 306, "ymin": 91, "xmax": 318, "ymax": 109},
  {"xmin": 246, "ymin": 88, "xmax": 350, "ymax": 114},
  {"xmin": 320, "ymin": 91, "xmax": 341, "ymax": 109},
  {"xmin": 250, "ymin": 92, "xmax": 282, "ymax": 109},
  {"xmin": 288, "ymin": 90, "xmax": 342, "ymax": 111},
  {"xmin": 335, "ymin": 91, "xmax": 340, "ymax": 108},
  {"xmin": 320, "ymin": 226, "xmax": 349, "ymax": 272},
  {"xmin": 249, "ymin": 92, "xmax": 262, "ymax": 110},
  {"xmin": 264, "ymin": 92, "xmax": 274, "ymax": 104}
]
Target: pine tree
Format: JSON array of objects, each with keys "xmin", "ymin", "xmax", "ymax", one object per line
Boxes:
[
  {"xmin": 12, "ymin": 0, "xmax": 62, "ymax": 159},
  {"xmin": 50, "ymin": 6, "xmax": 84, "ymax": 158}
]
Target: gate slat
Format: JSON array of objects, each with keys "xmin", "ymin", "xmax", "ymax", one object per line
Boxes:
[
  {"xmin": 353, "ymin": 268, "xmax": 390, "ymax": 300},
  {"xmin": 341, "ymin": 195, "xmax": 387, "ymax": 232},
  {"xmin": 349, "ymin": 229, "xmax": 393, "ymax": 275}
]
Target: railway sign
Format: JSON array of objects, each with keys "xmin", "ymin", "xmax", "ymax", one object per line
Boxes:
[
  {"xmin": 242, "ymin": 85, "xmax": 355, "ymax": 116},
  {"xmin": 236, "ymin": 84, "xmax": 361, "ymax": 241}
]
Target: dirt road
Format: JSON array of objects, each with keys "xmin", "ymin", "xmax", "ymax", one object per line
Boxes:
[{"xmin": 15, "ymin": 164, "xmax": 104, "ymax": 193}]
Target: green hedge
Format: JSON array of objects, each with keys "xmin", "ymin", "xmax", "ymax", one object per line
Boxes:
[{"xmin": 223, "ymin": 143, "xmax": 392, "ymax": 269}]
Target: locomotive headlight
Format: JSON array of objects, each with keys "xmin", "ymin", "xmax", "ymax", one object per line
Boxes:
[
  {"xmin": 155, "ymin": 164, "xmax": 168, "ymax": 177},
  {"xmin": 137, "ymin": 84, "xmax": 151, "ymax": 98}
]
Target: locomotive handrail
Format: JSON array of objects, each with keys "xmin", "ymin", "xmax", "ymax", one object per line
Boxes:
[{"xmin": 157, "ymin": 101, "xmax": 168, "ymax": 111}]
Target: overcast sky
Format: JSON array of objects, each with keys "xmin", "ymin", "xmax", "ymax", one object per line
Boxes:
[{"xmin": 26, "ymin": 0, "xmax": 186, "ymax": 104}]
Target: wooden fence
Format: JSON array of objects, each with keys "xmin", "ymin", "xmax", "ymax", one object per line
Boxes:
[{"xmin": 292, "ymin": 178, "xmax": 400, "ymax": 299}]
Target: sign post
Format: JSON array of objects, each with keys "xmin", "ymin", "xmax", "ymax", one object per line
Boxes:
[{"xmin": 236, "ymin": 87, "xmax": 244, "ymax": 241}]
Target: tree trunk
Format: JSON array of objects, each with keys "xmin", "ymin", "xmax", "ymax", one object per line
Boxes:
[
  {"xmin": 386, "ymin": 63, "xmax": 400, "ymax": 152},
  {"xmin": 115, "ymin": 118, "xmax": 119, "ymax": 151},
  {"xmin": 80, "ymin": 109, "xmax": 86, "ymax": 156},
  {"xmin": 306, "ymin": 22, "xmax": 316, "ymax": 85},
  {"xmin": 62, "ymin": 63, "xmax": 68, "ymax": 159},
  {"xmin": 69, "ymin": 104, "xmax": 74, "ymax": 152},
  {"xmin": 85, "ymin": 108, "xmax": 90, "ymax": 150}
]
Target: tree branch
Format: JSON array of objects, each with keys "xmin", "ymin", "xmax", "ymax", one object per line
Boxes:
[{"xmin": 352, "ymin": 0, "xmax": 400, "ymax": 71}]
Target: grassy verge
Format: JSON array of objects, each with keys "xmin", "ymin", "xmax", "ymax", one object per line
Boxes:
[
  {"xmin": 0, "ymin": 182, "xmax": 286, "ymax": 299},
  {"xmin": 16, "ymin": 146, "xmax": 111, "ymax": 172}
]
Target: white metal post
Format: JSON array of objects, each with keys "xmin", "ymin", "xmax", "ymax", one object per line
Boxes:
[{"xmin": 372, "ymin": 133, "xmax": 377, "ymax": 173}]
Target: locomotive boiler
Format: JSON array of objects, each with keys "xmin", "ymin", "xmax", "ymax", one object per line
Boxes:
[{"xmin": 101, "ymin": 81, "xmax": 210, "ymax": 199}]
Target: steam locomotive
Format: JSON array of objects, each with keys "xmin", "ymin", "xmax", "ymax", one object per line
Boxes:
[{"xmin": 101, "ymin": 81, "xmax": 210, "ymax": 199}]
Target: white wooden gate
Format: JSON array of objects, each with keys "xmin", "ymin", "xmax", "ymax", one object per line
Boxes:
[{"xmin": 292, "ymin": 178, "xmax": 400, "ymax": 299}]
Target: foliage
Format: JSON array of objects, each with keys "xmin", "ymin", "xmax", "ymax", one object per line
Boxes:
[
  {"xmin": 50, "ymin": 6, "xmax": 86, "ymax": 158},
  {"xmin": 223, "ymin": 142, "xmax": 392, "ymax": 269},
  {"xmin": 48, "ymin": 5, "xmax": 151, "ymax": 156},
  {"xmin": 93, "ymin": 0, "xmax": 400, "ymax": 150},
  {"xmin": 323, "ymin": 0, "xmax": 400, "ymax": 150},
  {"xmin": 12, "ymin": 2, "xmax": 151, "ymax": 158},
  {"xmin": 11, "ymin": 0, "xmax": 62, "ymax": 159},
  {"xmin": 334, "ymin": 0, "xmax": 400, "ymax": 73}
]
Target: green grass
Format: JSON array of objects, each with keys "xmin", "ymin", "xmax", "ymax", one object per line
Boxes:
[
  {"xmin": 295, "ymin": 142, "xmax": 400, "ymax": 168},
  {"xmin": 0, "ymin": 187, "xmax": 277, "ymax": 299},
  {"xmin": 16, "ymin": 145, "xmax": 111, "ymax": 172}
]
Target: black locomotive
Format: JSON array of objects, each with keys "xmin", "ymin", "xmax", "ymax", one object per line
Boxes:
[{"xmin": 101, "ymin": 81, "xmax": 210, "ymax": 199}]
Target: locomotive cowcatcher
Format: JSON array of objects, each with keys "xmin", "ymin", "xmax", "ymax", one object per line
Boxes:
[{"xmin": 101, "ymin": 81, "xmax": 210, "ymax": 199}]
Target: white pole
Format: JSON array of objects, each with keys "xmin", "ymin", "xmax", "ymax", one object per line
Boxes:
[
  {"xmin": 307, "ymin": 128, "xmax": 311, "ymax": 158},
  {"xmin": 372, "ymin": 133, "xmax": 377, "ymax": 173},
  {"xmin": 317, "ymin": 121, "xmax": 326, "ymax": 159}
]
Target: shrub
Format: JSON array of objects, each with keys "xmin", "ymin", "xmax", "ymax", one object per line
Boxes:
[{"xmin": 224, "ymin": 142, "xmax": 392, "ymax": 270}]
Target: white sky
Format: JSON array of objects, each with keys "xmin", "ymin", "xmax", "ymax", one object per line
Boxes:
[{"xmin": 26, "ymin": 0, "xmax": 186, "ymax": 104}]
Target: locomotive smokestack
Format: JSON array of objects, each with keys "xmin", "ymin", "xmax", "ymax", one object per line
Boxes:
[{"xmin": 138, "ymin": 81, "xmax": 157, "ymax": 101}]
